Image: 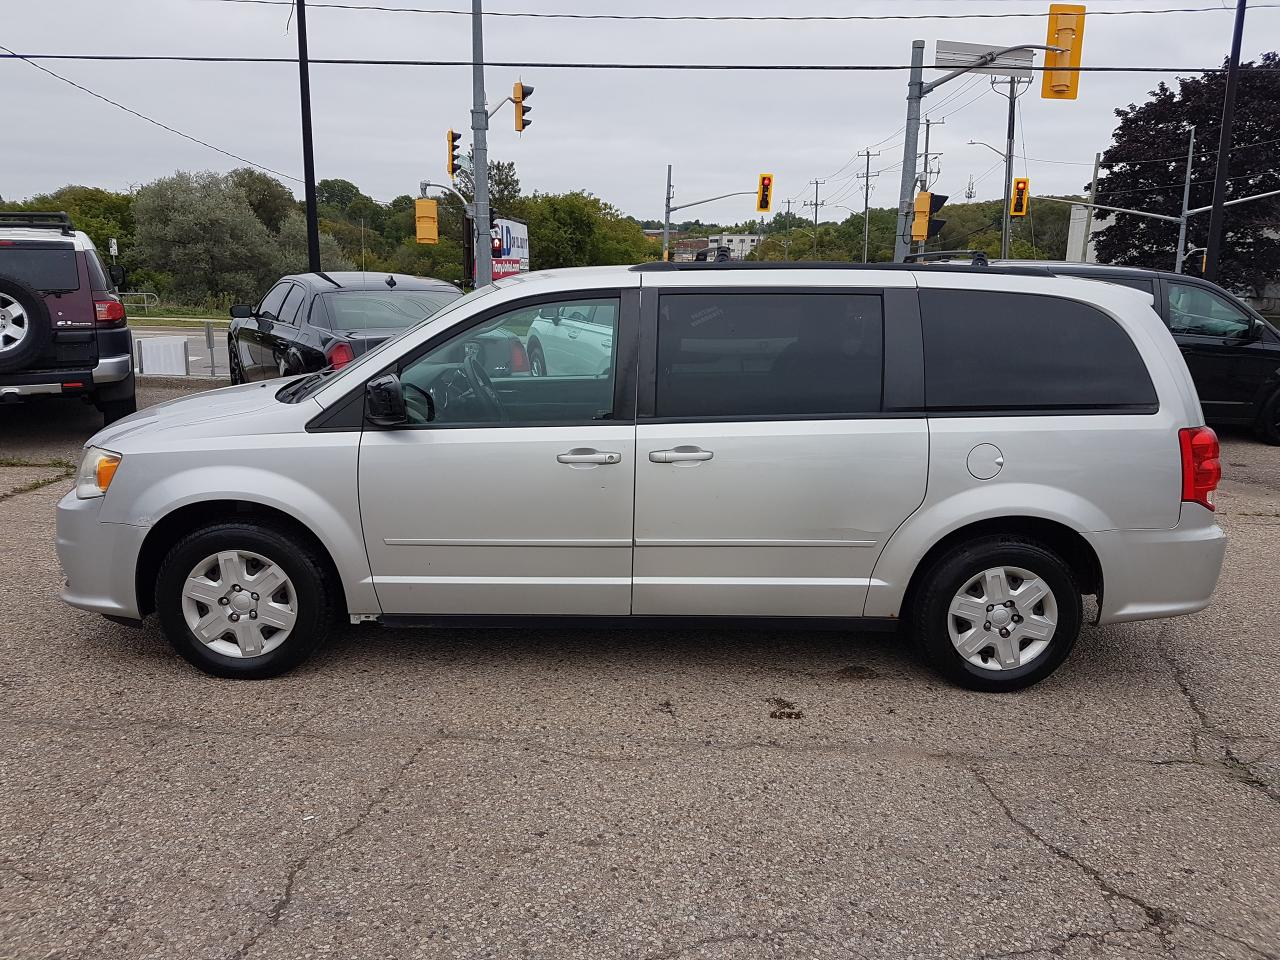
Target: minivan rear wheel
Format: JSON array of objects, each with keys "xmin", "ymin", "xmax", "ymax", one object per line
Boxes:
[
  {"xmin": 155, "ymin": 522, "xmax": 335, "ymax": 679},
  {"xmin": 911, "ymin": 536, "xmax": 1081, "ymax": 692}
]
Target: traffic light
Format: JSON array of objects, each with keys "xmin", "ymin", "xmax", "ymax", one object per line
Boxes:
[
  {"xmin": 447, "ymin": 129, "xmax": 462, "ymax": 178},
  {"xmin": 1010, "ymin": 178, "xmax": 1030, "ymax": 217},
  {"xmin": 756, "ymin": 173, "xmax": 774, "ymax": 213},
  {"xmin": 1042, "ymin": 3, "xmax": 1086, "ymax": 101},
  {"xmin": 414, "ymin": 198, "xmax": 439, "ymax": 245},
  {"xmin": 911, "ymin": 191, "xmax": 947, "ymax": 242},
  {"xmin": 513, "ymin": 82, "xmax": 533, "ymax": 132}
]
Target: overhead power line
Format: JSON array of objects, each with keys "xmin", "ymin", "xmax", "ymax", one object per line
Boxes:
[
  {"xmin": 198, "ymin": 0, "xmax": 1280, "ymax": 21},
  {"xmin": 3, "ymin": 54, "xmax": 1272, "ymax": 73},
  {"xmin": 0, "ymin": 44, "xmax": 302, "ymax": 182}
]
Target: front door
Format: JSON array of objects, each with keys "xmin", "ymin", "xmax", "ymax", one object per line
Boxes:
[
  {"xmin": 358, "ymin": 292, "xmax": 637, "ymax": 616},
  {"xmin": 632, "ymin": 289, "xmax": 928, "ymax": 617},
  {"xmin": 1164, "ymin": 279, "xmax": 1278, "ymax": 422}
]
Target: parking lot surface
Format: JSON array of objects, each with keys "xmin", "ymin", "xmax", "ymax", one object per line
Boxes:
[{"xmin": 1, "ymin": 382, "xmax": 1277, "ymax": 960}]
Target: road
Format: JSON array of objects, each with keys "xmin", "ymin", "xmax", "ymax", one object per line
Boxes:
[
  {"xmin": 131, "ymin": 325, "xmax": 228, "ymax": 379},
  {"xmin": 1, "ymin": 382, "xmax": 1277, "ymax": 960}
]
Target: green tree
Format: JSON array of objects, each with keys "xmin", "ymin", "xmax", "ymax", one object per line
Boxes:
[
  {"xmin": 316, "ymin": 178, "xmax": 362, "ymax": 210},
  {"xmin": 277, "ymin": 211, "xmax": 355, "ymax": 274},
  {"xmin": 227, "ymin": 168, "xmax": 296, "ymax": 233},
  {"xmin": 1093, "ymin": 51, "xmax": 1280, "ymax": 292},
  {"xmin": 13, "ymin": 185, "xmax": 134, "ymax": 260},
  {"xmin": 513, "ymin": 192, "xmax": 658, "ymax": 269}
]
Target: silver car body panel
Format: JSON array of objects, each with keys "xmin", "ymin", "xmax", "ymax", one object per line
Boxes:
[{"xmin": 56, "ymin": 264, "xmax": 1226, "ymax": 633}]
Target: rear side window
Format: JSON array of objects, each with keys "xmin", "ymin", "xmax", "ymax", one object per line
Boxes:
[
  {"xmin": 655, "ymin": 292, "xmax": 883, "ymax": 418},
  {"xmin": 85, "ymin": 250, "xmax": 112, "ymax": 293},
  {"xmin": 0, "ymin": 243, "xmax": 80, "ymax": 291},
  {"xmin": 920, "ymin": 290, "xmax": 1156, "ymax": 411}
]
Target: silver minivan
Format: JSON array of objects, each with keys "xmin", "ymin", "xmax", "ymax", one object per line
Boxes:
[{"xmin": 56, "ymin": 263, "xmax": 1226, "ymax": 691}]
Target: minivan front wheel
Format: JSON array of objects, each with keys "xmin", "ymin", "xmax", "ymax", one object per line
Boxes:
[
  {"xmin": 155, "ymin": 522, "xmax": 335, "ymax": 678},
  {"xmin": 912, "ymin": 536, "xmax": 1081, "ymax": 692}
]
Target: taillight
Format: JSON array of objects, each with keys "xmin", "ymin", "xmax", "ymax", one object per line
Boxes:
[
  {"xmin": 509, "ymin": 338, "xmax": 529, "ymax": 373},
  {"xmin": 1179, "ymin": 426, "xmax": 1221, "ymax": 511},
  {"xmin": 93, "ymin": 296, "xmax": 126, "ymax": 327},
  {"xmin": 326, "ymin": 341, "xmax": 356, "ymax": 370}
]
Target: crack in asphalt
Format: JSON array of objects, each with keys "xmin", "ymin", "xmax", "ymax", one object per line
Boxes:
[
  {"xmin": 226, "ymin": 743, "xmax": 426, "ymax": 960},
  {"xmin": 0, "ymin": 468, "xmax": 73, "ymax": 503},
  {"xmin": 971, "ymin": 769, "xmax": 1279, "ymax": 960}
]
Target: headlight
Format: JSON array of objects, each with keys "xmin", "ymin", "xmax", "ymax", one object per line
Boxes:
[{"xmin": 75, "ymin": 447, "xmax": 122, "ymax": 499}]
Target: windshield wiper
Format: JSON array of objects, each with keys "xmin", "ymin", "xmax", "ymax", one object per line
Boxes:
[{"xmin": 277, "ymin": 370, "xmax": 331, "ymax": 402}]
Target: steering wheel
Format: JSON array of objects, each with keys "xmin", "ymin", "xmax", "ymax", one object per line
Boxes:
[
  {"xmin": 463, "ymin": 353, "xmax": 506, "ymax": 421},
  {"xmin": 402, "ymin": 381, "xmax": 436, "ymax": 423}
]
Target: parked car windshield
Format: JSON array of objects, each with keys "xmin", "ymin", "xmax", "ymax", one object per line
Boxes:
[
  {"xmin": 321, "ymin": 289, "xmax": 460, "ymax": 330},
  {"xmin": 0, "ymin": 244, "xmax": 79, "ymax": 292}
]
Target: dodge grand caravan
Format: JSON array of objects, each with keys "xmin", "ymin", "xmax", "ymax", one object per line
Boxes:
[{"xmin": 56, "ymin": 263, "xmax": 1226, "ymax": 691}]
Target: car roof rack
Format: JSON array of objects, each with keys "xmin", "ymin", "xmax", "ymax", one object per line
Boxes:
[
  {"xmin": 631, "ymin": 259, "xmax": 1053, "ymax": 276},
  {"xmin": 903, "ymin": 249, "xmax": 989, "ymax": 266},
  {"xmin": 0, "ymin": 211, "xmax": 76, "ymax": 235}
]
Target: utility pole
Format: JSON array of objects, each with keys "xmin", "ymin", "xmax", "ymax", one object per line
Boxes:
[
  {"xmin": 920, "ymin": 118, "xmax": 944, "ymax": 192},
  {"xmin": 996, "ymin": 77, "xmax": 1029, "ymax": 260},
  {"xmin": 782, "ymin": 198, "xmax": 792, "ymax": 260},
  {"xmin": 294, "ymin": 0, "xmax": 321, "ymax": 272},
  {"xmin": 662, "ymin": 164, "xmax": 673, "ymax": 261},
  {"xmin": 1175, "ymin": 127, "xmax": 1196, "ymax": 273},
  {"xmin": 804, "ymin": 179, "xmax": 825, "ymax": 258},
  {"xmin": 1080, "ymin": 150, "xmax": 1101, "ymax": 260},
  {"xmin": 1204, "ymin": 0, "xmax": 1248, "ymax": 281},
  {"xmin": 470, "ymin": 0, "xmax": 492, "ymax": 286},
  {"xmin": 857, "ymin": 150, "xmax": 880, "ymax": 263}
]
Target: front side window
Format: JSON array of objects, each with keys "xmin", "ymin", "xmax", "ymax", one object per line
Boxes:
[
  {"xmin": 257, "ymin": 283, "xmax": 291, "ymax": 320},
  {"xmin": 277, "ymin": 284, "xmax": 305, "ymax": 325},
  {"xmin": 1166, "ymin": 282, "xmax": 1253, "ymax": 338},
  {"xmin": 322, "ymin": 289, "xmax": 460, "ymax": 331},
  {"xmin": 655, "ymin": 292, "xmax": 884, "ymax": 419},
  {"xmin": 921, "ymin": 290, "xmax": 1157, "ymax": 411},
  {"xmin": 398, "ymin": 296, "xmax": 620, "ymax": 426}
]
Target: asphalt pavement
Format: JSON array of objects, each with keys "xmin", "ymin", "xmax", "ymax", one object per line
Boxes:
[{"xmin": 1, "ymin": 381, "xmax": 1277, "ymax": 960}]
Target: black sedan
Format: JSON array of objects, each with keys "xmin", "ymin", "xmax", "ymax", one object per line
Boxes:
[{"xmin": 228, "ymin": 272, "xmax": 465, "ymax": 383}]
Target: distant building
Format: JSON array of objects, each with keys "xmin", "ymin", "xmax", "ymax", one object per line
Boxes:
[{"xmin": 706, "ymin": 233, "xmax": 763, "ymax": 260}]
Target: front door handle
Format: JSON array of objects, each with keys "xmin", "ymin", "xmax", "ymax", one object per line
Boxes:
[
  {"xmin": 649, "ymin": 446, "xmax": 714, "ymax": 464},
  {"xmin": 557, "ymin": 448, "xmax": 621, "ymax": 466}
]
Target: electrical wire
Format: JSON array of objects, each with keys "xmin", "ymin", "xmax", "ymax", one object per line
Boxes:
[
  {"xmin": 0, "ymin": 43, "xmax": 302, "ymax": 182},
  {"xmin": 1103, "ymin": 135, "xmax": 1280, "ymax": 165},
  {"xmin": 197, "ymin": 0, "xmax": 1280, "ymax": 22}
]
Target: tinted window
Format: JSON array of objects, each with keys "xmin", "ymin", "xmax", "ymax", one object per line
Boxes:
[
  {"xmin": 398, "ymin": 297, "xmax": 619, "ymax": 426},
  {"xmin": 324, "ymin": 290, "xmax": 460, "ymax": 330},
  {"xmin": 1108, "ymin": 277, "xmax": 1155, "ymax": 296},
  {"xmin": 85, "ymin": 250, "xmax": 111, "ymax": 292},
  {"xmin": 655, "ymin": 293, "xmax": 883, "ymax": 418},
  {"xmin": 1166, "ymin": 282, "xmax": 1253, "ymax": 338},
  {"xmin": 277, "ymin": 284, "xmax": 305, "ymax": 325},
  {"xmin": 0, "ymin": 244, "xmax": 79, "ymax": 291},
  {"xmin": 257, "ymin": 283, "xmax": 291, "ymax": 320},
  {"xmin": 921, "ymin": 290, "xmax": 1156, "ymax": 410}
]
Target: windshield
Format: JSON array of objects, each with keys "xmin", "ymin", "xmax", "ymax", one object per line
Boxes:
[
  {"xmin": 321, "ymin": 288, "xmax": 460, "ymax": 330},
  {"xmin": 0, "ymin": 244, "xmax": 79, "ymax": 292},
  {"xmin": 282, "ymin": 283, "xmax": 500, "ymax": 403}
]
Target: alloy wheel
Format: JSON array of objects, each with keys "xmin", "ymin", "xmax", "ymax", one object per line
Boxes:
[{"xmin": 0, "ymin": 293, "xmax": 29, "ymax": 355}]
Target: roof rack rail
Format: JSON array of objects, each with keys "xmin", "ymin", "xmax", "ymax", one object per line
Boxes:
[
  {"xmin": 902, "ymin": 249, "xmax": 989, "ymax": 266},
  {"xmin": 630, "ymin": 259, "xmax": 1054, "ymax": 276},
  {"xmin": 0, "ymin": 211, "xmax": 76, "ymax": 235}
]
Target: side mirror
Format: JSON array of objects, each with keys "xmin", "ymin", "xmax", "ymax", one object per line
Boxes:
[
  {"xmin": 230, "ymin": 304, "xmax": 253, "ymax": 319},
  {"xmin": 108, "ymin": 264, "xmax": 126, "ymax": 289},
  {"xmin": 366, "ymin": 374, "xmax": 409, "ymax": 427},
  {"xmin": 538, "ymin": 305, "xmax": 561, "ymax": 324}
]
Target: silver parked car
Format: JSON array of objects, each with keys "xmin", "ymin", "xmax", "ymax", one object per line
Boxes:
[{"xmin": 57, "ymin": 262, "xmax": 1226, "ymax": 691}]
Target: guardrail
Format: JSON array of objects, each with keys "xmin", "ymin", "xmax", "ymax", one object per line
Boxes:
[{"xmin": 118, "ymin": 291, "xmax": 159, "ymax": 313}]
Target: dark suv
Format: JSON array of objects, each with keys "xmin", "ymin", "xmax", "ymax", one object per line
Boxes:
[
  {"xmin": 1020, "ymin": 263, "xmax": 1280, "ymax": 443},
  {"xmin": 0, "ymin": 212, "xmax": 136, "ymax": 424}
]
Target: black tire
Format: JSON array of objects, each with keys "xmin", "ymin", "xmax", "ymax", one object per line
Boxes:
[
  {"xmin": 98, "ymin": 394, "xmax": 137, "ymax": 425},
  {"xmin": 228, "ymin": 337, "xmax": 245, "ymax": 384},
  {"xmin": 911, "ymin": 535, "xmax": 1082, "ymax": 693},
  {"xmin": 155, "ymin": 521, "xmax": 336, "ymax": 679},
  {"xmin": 1256, "ymin": 388, "xmax": 1280, "ymax": 445},
  {"xmin": 528, "ymin": 340, "xmax": 547, "ymax": 377},
  {"xmin": 0, "ymin": 273, "xmax": 53, "ymax": 373}
]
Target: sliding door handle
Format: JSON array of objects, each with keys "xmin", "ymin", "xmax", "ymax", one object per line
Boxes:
[
  {"xmin": 557, "ymin": 448, "xmax": 621, "ymax": 465},
  {"xmin": 649, "ymin": 446, "xmax": 714, "ymax": 464}
]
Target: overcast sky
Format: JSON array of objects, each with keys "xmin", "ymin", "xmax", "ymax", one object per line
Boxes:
[{"xmin": 4, "ymin": 0, "xmax": 1278, "ymax": 224}]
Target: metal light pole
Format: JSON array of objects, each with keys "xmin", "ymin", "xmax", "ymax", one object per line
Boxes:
[
  {"xmin": 1175, "ymin": 126, "xmax": 1197, "ymax": 274},
  {"xmin": 470, "ymin": 0, "xmax": 492, "ymax": 286},
  {"xmin": 294, "ymin": 0, "xmax": 321, "ymax": 272},
  {"xmin": 1081, "ymin": 150, "xmax": 1101, "ymax": 260},
  {"xmin": 662, "ymin": 164, "xmax": 673, "ymax": 261},
  {"xmin": 1204, "ymin": 0, "xmax": 1248, "ymax": 281},
  {"xmin": 999, "ymin": 78, "xmax": 1020, "ymax": 259}
]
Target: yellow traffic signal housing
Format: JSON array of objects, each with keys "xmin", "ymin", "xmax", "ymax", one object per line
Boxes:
[
  {"xmin": 912, "ymin": 191, "xmax": 947, "ymax": 242},
  {"xmin": 1010, "ymin": 178, "xmax": 1030, "ymax": 217},
  {"xmin": 513, "ymin": 82, "xmax": 533, "ymax": 132},
  {"xmin": 1043, "ymin": 3, "xmax": 1086, "ymax": 101},
  {"xmin": 756, "ymin": 173, "xmax": 774, "ymax": 213},
  {"xmin": 415, "ymin": 198, "xmax": 439, "ymax": 244},
  {"xmin": 447, "ymin": 129, "xmax": 462, "ymax": 178}
]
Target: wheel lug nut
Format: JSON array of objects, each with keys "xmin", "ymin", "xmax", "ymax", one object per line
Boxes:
[
  {"xmin": 984, "ymin": 621, "xmax": 992, "ymax": 631},
  {"xmin": 251, "ymin": 593, "xmax": 259, "ymax": 601},
  {"xmin": 232, "ymin": 585, "xmax": 242, "ymax": 592},
  {"xmin": 1012, "ymin": 615, "xmax": 1023, "ymax": 623},
  {"xmin": 249, "ymin": 611, "xmax": 257, "ymax": 620},
  {"xmin": 229, "ymin": 613, "xmax": 240, "ymax": 622},
  {"xmin": 218, "ymin": 597, "xmax": 229, "ymax": 606},
  {"xmin": 999, "ymin": 628, "xmax": 1010, "ymax": 638},
  {"xmin": 986, "ymin": 604, "xmax": 994, "ymax": 612},
  {"xmin": 1004, "ymin": 601, "xmax": 1015, "ymax": 608}
]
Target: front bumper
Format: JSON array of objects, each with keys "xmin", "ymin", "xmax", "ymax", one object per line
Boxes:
[
  {"xmin": 56, "ymin": 489, "xmax": 148, "ymax": 621},
  {"xmin": 0, "ymin": 352, "xmax": 133, "ymax": 398},
  {"xmin": 1090, "ymin": 503, "xmax": 1227, "ymax": 625}
]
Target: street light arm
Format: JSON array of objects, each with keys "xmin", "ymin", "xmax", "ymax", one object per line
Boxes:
[
  {"xmin": 922, "ymin": 44, "xmax": 1063, "ymax": 95},
  {"xmin": 669, "ymin": 190, "xmax": 756, "ymax": 214},
  {"xmin": 420, "ymin": 180, "xmax": 473, "ymax": 212},
  {"xmin": 1034, "ymin": 194, "xmax": 1181, "ymax": 223},
  {"xmin": 968, "ymin": 140, "xmax": 1005, "ymax": 159},
  {"xmin": 1186, "ymin": 187, "xmax": 1280, "ymax": 217},
  {"xmin": 486, "ymin": 96, "xmax": 512, "ymax": 120}
]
